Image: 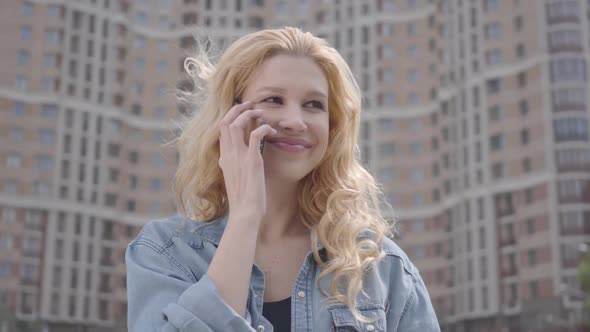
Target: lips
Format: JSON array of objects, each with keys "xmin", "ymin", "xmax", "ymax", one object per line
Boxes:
[{"xmin": 266, "ymin": 136, "xmax": 312, "ymax": 148}]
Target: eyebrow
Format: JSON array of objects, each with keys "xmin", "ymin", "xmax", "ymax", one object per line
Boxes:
[{"xmin": 255, "ymin": 86, "xmax": 328, "ymax": 99}]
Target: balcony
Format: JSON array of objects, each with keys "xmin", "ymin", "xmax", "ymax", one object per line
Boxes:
[
  {"xmin": 548, "ymin": 41, "xmax": 583, "ymax": 54},
  {"xmin": 20, "ymin": 278, "xmax": 37, "ymax": 286},
  {"xmin": 562, "ymin": 258, "xmax": 580, "ymax": 269},
  {"xmin": 99, "ymin": 282, "xmax": 113, "ymax": 293},
  {"xmin": 546, "ymin": 2, "xmax": 580, "ymax": 25},
  {"xmin": 560, "ymin": 225, "xmax": 590, "ymax": 236},
  {"xmin": 100, "ymin": 256, "xmax": 114, "ymax": 267},
  {"xmin": 499, "ymin": 236, "xmax": 517, "ymax": 247},
  {"xmin": 501, "ymin": 267, "xmax": 518, "ymax": 278},
  {"xmin": 23, "ymin": 250, "xmax": 40, "ymax": 258}
]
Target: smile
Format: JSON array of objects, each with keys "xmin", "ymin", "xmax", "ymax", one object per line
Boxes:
[{"xmin": 269, "ymin": 141, "xmax": 309, "ymax": 152}]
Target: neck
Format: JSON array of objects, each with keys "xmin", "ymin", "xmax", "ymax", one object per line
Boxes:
[{"xmin": 258, "ymin": 177, "xmax": 308, "ymax": 243}]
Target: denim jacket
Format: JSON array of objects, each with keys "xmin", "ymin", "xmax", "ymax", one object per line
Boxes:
[{"xmin": 126, "ymin": 215, "xmax": 441, "ymax": 332}]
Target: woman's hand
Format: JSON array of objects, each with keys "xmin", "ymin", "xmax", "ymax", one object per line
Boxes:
[{"xmin": 218, "ymin": 101, "xmax": 276, "ymax": 224}]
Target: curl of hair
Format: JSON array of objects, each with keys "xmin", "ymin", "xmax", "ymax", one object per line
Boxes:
[{"xmin": 173, "ymin": 27, "xmax": 395, "ymax": 322}]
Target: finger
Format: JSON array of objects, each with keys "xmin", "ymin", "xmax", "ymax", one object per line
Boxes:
[
  {"xmin": 248, "ymin": 124, "xmax": 277, "ymax": 156},
  {"xmin": 219, "ymin": 102, "xmax": 255, "ymax": 156},
  {"xmin": 228, "ymin": 109, "xmax": 264, "ymax": 147},
  {"xmin": 219, "ymin": 101, "xmax": 255, "ymax": 128},
  {"xmin": 231, "ymin": 108, "xmax": 264, "ymax": 130}
]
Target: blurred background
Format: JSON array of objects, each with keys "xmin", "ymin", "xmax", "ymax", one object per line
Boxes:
[{"xmin": 1, "ymin": 0, "xmax": 590, "ymax": 331}]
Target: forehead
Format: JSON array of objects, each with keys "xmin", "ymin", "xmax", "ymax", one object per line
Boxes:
[{"xmin": 245, "ymin": 54, "xmax": 329, "ymax": 97}]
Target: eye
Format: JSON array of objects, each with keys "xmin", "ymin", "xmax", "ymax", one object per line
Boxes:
[
  {"xmin": 304, "ymin": 100, "xmax": 326, "ymax": 111},
  {"xmin": 260, "ymin": 96, "xmax": 283, "ymax": 104}
]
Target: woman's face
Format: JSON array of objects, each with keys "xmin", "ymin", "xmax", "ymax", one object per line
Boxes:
[{"xmin": 241, "ymin": 54, "xmax": 330, "ymax": 184}]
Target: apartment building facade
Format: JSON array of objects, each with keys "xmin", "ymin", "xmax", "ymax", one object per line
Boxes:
[{"xmin": 0, "ymin": 0, "xmax": 588, "ymax": 331}]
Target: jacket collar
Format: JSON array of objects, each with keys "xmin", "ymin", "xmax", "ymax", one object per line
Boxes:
[
  {"xmin": 189, "ymin": 213, "xmax": 327, "ymax": 254},
  {"xmin": 190, "ymin": 214, "xmax": 229, "ymax": 246}
]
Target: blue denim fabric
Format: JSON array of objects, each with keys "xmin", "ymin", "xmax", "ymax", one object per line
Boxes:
[{"xmin": 126, "ymin": 215, "xmax": 441, "ymax": 331}]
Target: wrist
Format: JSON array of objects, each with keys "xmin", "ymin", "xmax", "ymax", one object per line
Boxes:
[{"xmin": 227, "ymin": 213, "xmax": 262, "ymax": 232}]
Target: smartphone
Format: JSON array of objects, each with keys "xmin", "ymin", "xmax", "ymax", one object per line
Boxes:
[
  {"xmin": 235, "ymin": 98, "xmax": 266, "ymax": 155},
  {"xmin": 256, "ymin": 118, "xmax": 267, "ymax": 154}
]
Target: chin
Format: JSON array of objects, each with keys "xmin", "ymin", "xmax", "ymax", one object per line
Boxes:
[{"xmin": 265, "ymin": 164, "xmax": 315, "ymax": 184}]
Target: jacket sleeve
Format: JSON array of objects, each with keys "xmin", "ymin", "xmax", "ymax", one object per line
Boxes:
[
  {"xmin": 125, "ymin": 237, "xmax": 255, "ymax": 332},
  {"xmin": 392, "ymin": 271, "xmax": 441, "ymax": 332}
]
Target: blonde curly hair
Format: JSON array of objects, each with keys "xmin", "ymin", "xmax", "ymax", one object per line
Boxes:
[{"xmin": 173, "ymin": 27, "xmax": 395, "ymax": 321}]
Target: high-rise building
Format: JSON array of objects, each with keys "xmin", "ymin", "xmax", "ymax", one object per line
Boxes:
[{"xmin": 0, "ymin": 0, "xmax": 588, "ymax": 331}]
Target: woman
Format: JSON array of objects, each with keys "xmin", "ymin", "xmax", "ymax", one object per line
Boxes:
[{"xmin": 126, "ymin": 27, "xmax": 440, "ymax": 331}]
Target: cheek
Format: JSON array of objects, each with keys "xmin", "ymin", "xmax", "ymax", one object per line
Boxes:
[{"xmin": 316, "ymin": 126, "xmax": 330, "ymax": 155}]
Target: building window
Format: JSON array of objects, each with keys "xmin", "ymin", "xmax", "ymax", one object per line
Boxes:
[
  {"xmin": 554, "ymin": 118, "xmax": 589, "ymax": 142},
  {"xmin": 132, "ymin": 81, "xmax": 143, "ymax": 95},
  {"xmin": 491, "ymin": 162, "xmax": 504, "ymax": 179},
  {"xmin": 407, "ymin": 69, "xmax": 419, "ymax": 82},
  {"xmin": 550, "ymin": 58, "xmax": 586, "ymax": 82},
  {"xmin": 136, "ymin": 12, "xmax": 148, "ymax": 25},
  {"xmin": 410, "ymin": 142, "xmax": 422, "ymax": 155},
  {"xmin": 378, "ymin": 143, "xmax": 396, "ymax": 157},
  {"xmin": 14, "ymin": 101, "xmax": 25, "ymax": 115},
  {"xmin": 516, "ymin": 43, "xmax": 526, "ymax": 59},
  {"xmin": 522, "ymin": 157, "xmax": 531, "ymax": 173},
  {"xmin": 484, "ymin": 0, "xmax": 500, "ymax": 12},
  {"xmin": 485, "ymin": 22, "xmax": 502, "ymax": 40},
  {"xmin": 548, "ymin": 30, "xmax": 582, "ymax": 52},
  {"xmin": 514, "ymin": 15, "xmax": 524, "ymax": 32},
  {"xmin": 43, "ymin": 53, "xmax": 57, "ymax": 66},
  {"xmin": 412, "ymin": 193, "xmax": 424, "ymax": 206},
  {"xmin": 524, "ymin": 188, "xmax": 534, "ymax": 204},
  {"xmin": 406, "ymin": 22, "xmax": 417, "ymax": 36},
  {"xmin": 10, "ymin": 128, "xmax": 24, "ymax": 143},
  {"xmin": 380, "ymin": 93, "xmax": 395, "ymax": 106},
  {"xmin": 546, "ymin": 1, "xmax": 579, "ymax": 23},
  {"xmin": 134, "ymin": 35, "xmax": 145, "ymax": 48},
  {"xmin": 41, "ymin": 104, "xmax": 58, "ymax": 118},
  {"xmin": 20, "ymin": 26, "xmax": 32, "ymax": 40},
  {"xmin": 47, "ymin": 4, "xmax": 61, "ymax": 18},
  {"xmin": 127, "ymin": 200, "xmax": 136, "ymax": 212},
  {"xmin": 529, "ymin": 280, "xmax": 539, "ymax": 299},
  {"xmin": 36, "ymin": 155, "xmax": 53, "ymax": 172},
  {"xmin": 520, "ymin": 129, "xmax": 530, "ymax": 145},
  {"xmin": 6, "ymin": 152, "xmax": 22, "ymax": 168},
  {"xmin": 486, "ymin": 78, "xmax": 502, "ymax": 94},
  {"xmin": 17, "ymin": 49, "xmax": 30, "ymax": 65},
  {"xmin": 485, "ymin": 48, "xmax": 503, "ymax": 66},
  {"xmin": 158, "ymin": 40, "xmax": 168, "ymax": 51},
  {"xmin": 519, "ymin": 100, "xmax": 529, "ymax": 116},
  {"xmin": 39, "ymin": 128, "xmax": 55, "ymax": 145},
  {"xmin": 157, "ymin": 83, "xmax": 167, "ymax": 96},
  {"xmin": 150, "ymin": 178, "xmax": 162, "ymax": 191},
  {"xmin": 248, "ymin": 16, "xmax": 264, "ymax": 29},
  {"xmin": 45, "ymin": 29, "xmax": 60, "ymax": 44},
  {"xmin": 526, "ymin": 218, "xmax": 535, "ymax": 234},
  {"xmin": 152, "ymin": 106, "xmax": 167, "ymax": 119},
  {"xmin": 134, "ymin": 58, "xmax": 145, "ymax": 72},
  {"xmin": 488, "ymin": 105, "xmax": 502, "ymax": 121},
  {"xmin": 157, "ymin": 60, "xmax": 167, "ymax": 73},
  {"xmin": 21, "ymin": 2, "xmax": 34, "ymax": 16},
  {"xmin": 129, "ymin": 175, "xmax": 138, "ymax": 190},
  {"xmin": 518, "ymin": 72, "xmax": 527, "ymax": 88},
  {"xmin": 15, "ymin": 75, "xmax": 28, "ymax": 91},
  {"xmin": 490, "ymin": 133, "xmax": 505, "ymax": 151},
  {"xmin": 104, "ymin": 193, "xmax": 117, "ymax": 207}
]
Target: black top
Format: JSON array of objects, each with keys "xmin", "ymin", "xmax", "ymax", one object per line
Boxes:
[{"xmin": 262, "ymin": 297, "xmax": 291, "ymax": 332}]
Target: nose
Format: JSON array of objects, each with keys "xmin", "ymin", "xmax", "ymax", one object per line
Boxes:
[{"xmin": 275, "ymin": 104, "xmax": 308, "ymax": 133}]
